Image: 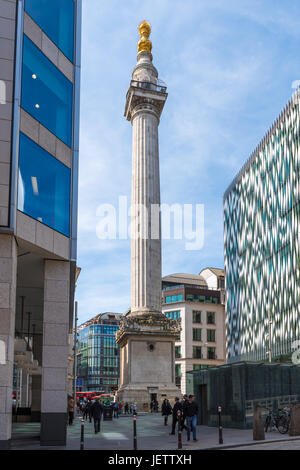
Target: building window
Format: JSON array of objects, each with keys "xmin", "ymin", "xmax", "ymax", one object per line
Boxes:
[
  {"xmin": 175, "ymin": 346, "xmax": 181, "ymax": 358},
  {"xmin": 207, "ymin": 329, "xmax": 216, "ymax": 342},
  {"xmin": 192, "ymin": 311, "xmax": 202, "ymax": 323},
  {"xmin": 207, "ymin": 311, "xmax": 216, "ymax": 324},
  {"xmin": 193, "ymin": 346, "xmax": 202, "ymax": 359},
  {"xmin": 22, "ymin": 36, "xmax": 73, "ymax": 146},
  {"xmin": 165, "ymin": 294, "xmax": 183, "ymax": 304},
  {"xmin": 207, "ymin": 347, "xmax": 216, "ymax": 359},
  {"xmin": 24, "ymin": 0, "xmax": 75, "ymax": 61},
  {"xmin": 193, "ymin": 328, "xmax": 202, "ymax": 341},
  {"xmin": 175, "ymin": 364, "xmax": 181, "ymax": 377},
  {"xmin": 18, "ymin": 133, "xmax": 71, "ymax": 236},
  {"xmin": 193, "ymin": 364, "xmax": 208, "ymax": 371},
  {"xmin": 165, "ymin": 310, "xmax": 180, "ymax": 320},
  {"xmin": 186, "ymin": 294, "xmax": 219, "ymax": 304}
]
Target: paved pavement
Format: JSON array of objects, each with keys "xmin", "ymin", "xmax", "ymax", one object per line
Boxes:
[{"xmin": 10, "ymin": 413, "xmax": 300, "ymax": 450}]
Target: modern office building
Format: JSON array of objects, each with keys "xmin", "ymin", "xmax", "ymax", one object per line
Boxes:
[
  {"xmin": 77, "ymin": 313, "xmax": 122, "ymax": 394},
  {"xmin": 0, "ymin": 0, "xmax": 81, "ymax": 448},
  {"xmin": 162, "ymin": 268, "xmax": 226, "ymax": 394},
  {"xmin": 224, "ymin": 89, "xmax": 300, "ymax": 363}
]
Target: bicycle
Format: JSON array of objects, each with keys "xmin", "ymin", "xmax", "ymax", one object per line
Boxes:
[{"xmin": 264, "ymin": 407, "xmax": 290, "ymax": 434}]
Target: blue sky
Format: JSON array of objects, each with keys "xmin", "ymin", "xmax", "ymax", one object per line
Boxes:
[{"xmin": 76, "ymin": 0, "xmax": 300, "ymax": 323}]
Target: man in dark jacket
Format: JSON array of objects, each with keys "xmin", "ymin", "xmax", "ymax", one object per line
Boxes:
[
  {"xmin": 181, "ymin": 395, "xmax": 189, "ymax": 431},
  {"xmin": 91, "ymin": 399, "xmax": 103, "ymax": 434},
  {"xmin": 170, "ymin": 397, "xmax": 182, "ymax": 435},
  {"xmin": 185, "ymin": 395, "xmax": 198, "ymax": 441},
  {"xmin": 161, "ymin": 398, "xmax": 172, "ymax": 425}
]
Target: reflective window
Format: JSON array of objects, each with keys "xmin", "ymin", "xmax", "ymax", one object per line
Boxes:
[
  {"xmin": 18, "ymin": 133, "xmax": 71, "ymax": 236},
  {"xmin": 21, "ymin": 35, "xmax": 73, "ymax": 146},
  {"xmin": 24, "ymin": 0, "xmax": 75, "ymax": 61}
]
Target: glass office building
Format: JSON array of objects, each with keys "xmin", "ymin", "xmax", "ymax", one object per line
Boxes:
[
  {"xmin": 224, "ymin": 90, "xmax": 300, "ymax": 363},
  {"xmin": 0, "ymin": 0, "xmax": 81, "ymax": 448},
  {"xmin": 77, "ymin": 313, "xmax": 122, "ymax": 393}
]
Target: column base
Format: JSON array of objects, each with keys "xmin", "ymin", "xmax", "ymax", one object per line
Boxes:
[
  {"xmin": 40, "ymin": 413, "xmax": 67, "ymax": 446},
  {"xmin": 0, "ymin": 439, "xmax": 11, "ymax": 450}
]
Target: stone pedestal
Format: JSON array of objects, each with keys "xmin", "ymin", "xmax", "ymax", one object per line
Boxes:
[{"xmin": 116, "ymin": 314, "xmax": 181, "ymax": 411}]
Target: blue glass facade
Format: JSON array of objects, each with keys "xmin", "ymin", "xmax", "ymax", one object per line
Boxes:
[
  {"xmin": 18, "ymin": 133, "xmax": 71, "ymax": 236},
  {"xmin": 24, "ymin": 0, "xmax": 75, "ymax": 61},
  {"xmin": 21, "ymin": 36, "xmax": 73, "ymax": 146},
  {"xmin": 77, "ymin": 320, "xmax": 120, "ymax": 392}
]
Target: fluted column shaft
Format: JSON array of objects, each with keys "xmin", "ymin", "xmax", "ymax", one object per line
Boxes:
[{"xmin": 130, "ymin": 107, "xmax": 161, "ymax": 315}]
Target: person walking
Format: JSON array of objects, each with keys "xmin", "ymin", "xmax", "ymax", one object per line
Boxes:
[
  {"xmin": 68, "ymin": 397, "xmax": 74, "ymax": 425},
  {"xmin": 124, "ymin": 402, "xmax": 129, "ymax": 414},
  {"xmin": 170, "ymin": 397, "xmax": 182, "ymax": 435},
  {"xmin": 91, "ymin": 398, "xmax": 103, "ymax": 434},
  {"xmin": 181, "ymin": 394, "xmax": 189, "ymax": 431},
  {"xmin": 113, "ymin": 401, "xmax": 119, "ymax": 418},
  {"xmin": 83, "ymin": 399, "xmax": 91, "ymax": 421},
  {"xmin": 150, "ymin": 400, "xmax": 154, "ymax": 413},
  {"xmin": 185, "ymin": 395, "xmax": 199, "ymax": 441},
  {"xmin": 161, "ymin": 398, "xmax": 172, "ymax": 426}
]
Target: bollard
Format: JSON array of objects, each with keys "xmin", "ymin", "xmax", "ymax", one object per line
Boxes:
[
  {"xmin": 80, "ymin": 419, "xmax": 85, "ymax": 450},
  {"xmin": 218, "ymin": 406, "xmax": 223, "ymax": 444},
  {"xmin": 253, "ymin": 405, "xmax": 265, "ymax": 441},
  {"xmin": 133, "ymin": 414, "xmax": 137, "ymax": 450},
  {"xmin": 177, "ymin": 410, "xmax": 182, "ymax": 449}
]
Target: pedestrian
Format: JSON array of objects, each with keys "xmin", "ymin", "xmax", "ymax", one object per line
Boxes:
[
  {"xmin": 154, "ymin": 400, "xmax": 158, "ymax": 413},
  {"xmin": 150, "ymin": 400, "xmax": 154, "ymax": 413},
  {"xmin": 181, "ymin": 394, "xmax": 189, "ymax": 430},
  {"xmin": 118, "ymin": 401, "xmax": 123, "ymax": 416},
  {"xmin": 170, "ymin": 397, "xmax": 182, "ymax": 435},
  {"xmin": 83, "ymin": 399, "xmax": 91, "ymax": 421},
  {"xmin": 124, "ymin": 402, "xmax": 129, "ymax": 414},
  {"xmin": 114, "ymin": 401, "xmax": 119, "ymax": 418},
  {"xmin": 91, "ymin": 398, "xmax": 103, "ymax": 434},
  {"xmin": 68, "ymin": 396, "xmax": 74, "ymax": 425},
  {"xmin": 185, "ymin": 395, "xmax": 198, "ymax": 441},
  {"xmin": 161, "ymin": 398, "xmax": 172, "ymax": 426},
  {"xmin": 133, "ymin": 403, "xmax": 137, "ymax": 415}
]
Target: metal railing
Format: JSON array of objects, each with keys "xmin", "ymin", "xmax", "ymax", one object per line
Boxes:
[{"xmin": 130, "ymin": 79, "xmax": 167, "ymax": 94}]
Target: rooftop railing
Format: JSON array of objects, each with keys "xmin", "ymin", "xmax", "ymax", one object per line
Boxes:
[{"xmin": 130, "ymin": 79, "xmax": 167, "ymax": 94}]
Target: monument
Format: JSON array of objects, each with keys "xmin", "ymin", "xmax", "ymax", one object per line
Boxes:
[{"xmin": 116, "ymin": 21, "xmax": 181, "ymax": 411}]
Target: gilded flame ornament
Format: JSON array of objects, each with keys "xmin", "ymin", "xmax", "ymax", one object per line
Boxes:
[{"xmin": 137, "ymin": 20, "xmax": 152, "ymax": 53}]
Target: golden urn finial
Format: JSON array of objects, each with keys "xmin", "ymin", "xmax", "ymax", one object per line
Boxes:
[{"xmin": 137, "ymin": 20, "xmax": 152, "ymax": 54}]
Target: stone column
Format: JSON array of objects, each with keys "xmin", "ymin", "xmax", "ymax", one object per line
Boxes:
[
  {"xmin": 40, "ymin": 260, "xmax": 70, "ymax": 446},
  {"xmin": 131, "ymin": 108, "xmax": 161, "ymax": 315},
  {"xmin": 0, "ymin": 234, "xmax": 17, "ymax": 449}
]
